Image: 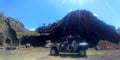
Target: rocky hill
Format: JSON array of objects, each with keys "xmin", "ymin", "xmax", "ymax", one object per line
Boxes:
[
  {"xmin": 1, "ymin": 10, "xmax": 119, "ymax": 48},
  {"xmin": 0, "ymin": 12, "xmax": 39, "ymax": 47},
  {"xmin": 36, "ymin": 10, "xmax": 120, "ymax": 47}
]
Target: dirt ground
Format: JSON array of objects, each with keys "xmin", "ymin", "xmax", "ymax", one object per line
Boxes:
[{"xmin": 0, "ymin": 47, "xmax": 120, "ymax": 60}]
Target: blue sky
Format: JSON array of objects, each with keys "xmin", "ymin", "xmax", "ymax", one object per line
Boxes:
[{"xmin": 0, "ymin": 0, "xmax": 120, "ymax": 30}]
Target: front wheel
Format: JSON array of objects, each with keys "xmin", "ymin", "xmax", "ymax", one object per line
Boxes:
[
  {"xmin": 78, "ymin": 50, "xmax": 86, "ymax": 57},
  {"xmin": 50, "ymin": 47, "xmax": 59, "ymax": 55}
]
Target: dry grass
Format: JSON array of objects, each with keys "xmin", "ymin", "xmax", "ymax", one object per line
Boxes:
[
  {"xmin": 86, "ymin": 49, "xmax": 103, "ymax": 55},
  {"xmin": 0, "ymin": 47, "xmax": 120, "ymax": 60}
]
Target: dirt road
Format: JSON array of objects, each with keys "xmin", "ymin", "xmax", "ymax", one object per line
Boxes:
[{"xmin": 0, "ymin": 47, "xmax": 120, "ymax": 60}]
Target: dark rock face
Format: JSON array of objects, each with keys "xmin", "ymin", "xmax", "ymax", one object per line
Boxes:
[
  {"xmin": 0, "ymin": 13, "xmax": 18, "ymax": 46},
  {"xmin": 18, "ymin": 10, "xmax": 120, "ymax": 47},
  {"xmin": 43, "ymin": 10, "xmax": 120, "ymax": 47},
  {"xmin": 0, "ymin": 32, "xmax": 4, "ymax": 46},
  {"xmin": 5, "ymin": 19, "xmax": 19, "ymax": 46},
  {"xmin": 21, "ymin": 35, "xmax": 48, "ymax": 47}
]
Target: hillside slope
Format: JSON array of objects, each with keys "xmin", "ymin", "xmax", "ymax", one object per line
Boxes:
[
  {"xmin": 0, "ymin": 12, "xmax": 39, "ymax": 46},
  {"xmin": 36, "ymin": 10, "xmax": 120, "ymax": 47}
]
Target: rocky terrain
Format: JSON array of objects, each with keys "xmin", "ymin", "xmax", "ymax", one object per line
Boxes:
[
  {"xmin": 0, "ymin": 10, "xmax": 120, "ymax": 49},
  {"xmin": 0, "ymin": 10, "xmax": 120, "ymax": 60},
  {"xmin": 0, "ymin": 12, "xmax": 18, "ymax": 46},
  {"xmin": 0, "ymin": 12, "xmax": 39, "ymax": 47},
  {"xmin": 36, "ymin": 10, "xmax": 120, "ymax": 48}
]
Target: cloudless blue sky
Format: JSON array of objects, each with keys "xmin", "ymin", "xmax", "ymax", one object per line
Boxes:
[{"xmin": 0, "ymin": 0, "xmax": 120, "ymax": 30}]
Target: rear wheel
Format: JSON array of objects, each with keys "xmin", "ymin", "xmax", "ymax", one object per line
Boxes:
[
  {"xmin": 50, "ymin": 47, "xmax": 59, "ymax": 55},
  {"xmin": 78, "ymin": 50, "xmax": 86, "ymax": 57}
]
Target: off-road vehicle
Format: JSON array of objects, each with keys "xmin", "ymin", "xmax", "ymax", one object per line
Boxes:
[{"xmin": 50, "ymin": 35, "xmax": 88, "ymax": 57}]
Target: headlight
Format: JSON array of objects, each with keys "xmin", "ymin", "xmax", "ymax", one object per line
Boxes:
[{"xmin": 79, "ymin": 42, "xmax": 88, "ymax": 46}]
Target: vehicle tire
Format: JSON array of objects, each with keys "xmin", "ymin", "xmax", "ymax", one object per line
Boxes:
[
  {"xmin": 78, "ymin": 50, "xmax": 86, "ymax": 57},
  {"xmin": 50, "ymin": 47, "xmax": 59, "ymax": 55}
]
